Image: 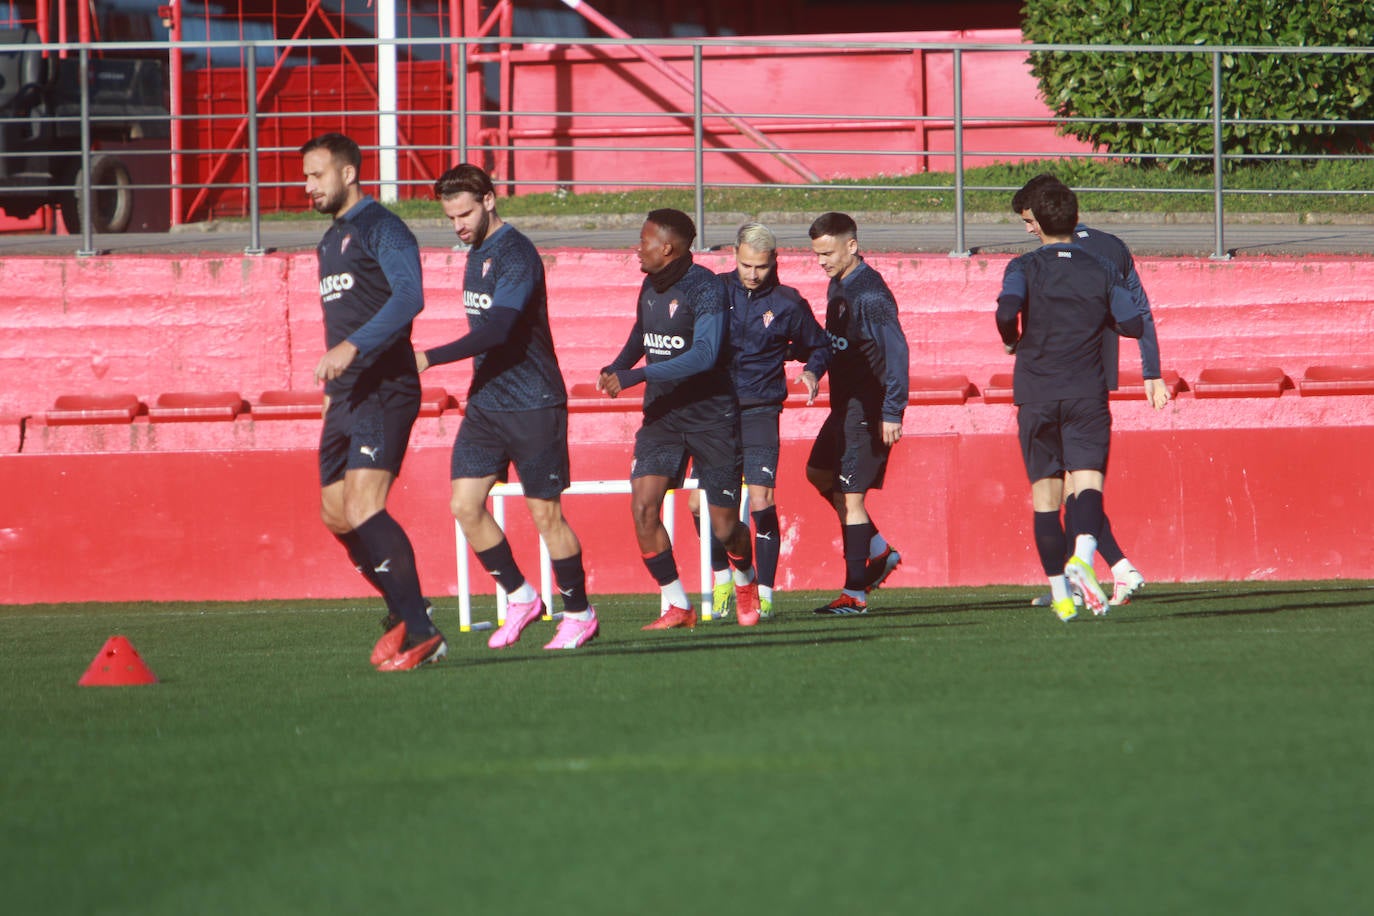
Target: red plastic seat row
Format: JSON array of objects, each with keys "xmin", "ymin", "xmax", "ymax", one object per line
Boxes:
[
  {"xmin": 40, "ymin": 365, "xmax": 1374, "ymax": 427},
  {"xmin": 984, "ymin": 368, "xmax": 1278, "ymax": 402},
  {"xmin": 1110, "ymin": 370, "xmax": 1184, "ymax": 402},
  {"xmin": 1191, "ymin": 367, "xmax": 1290, "ymax": 398},
  {"xmin": 1295, "ymin": 364, "xmax": 1374, "ymax": 397},
  {"xmin": 44, "ymin": 388, "xmax": 458, "ymax": 425},
  {"xmin": 246, "ymin": 388, "xmax": 459, "ymax": 419},
  {"xmin": 566, "ymin": 381, "xmax": 642, "ymax": 412}
]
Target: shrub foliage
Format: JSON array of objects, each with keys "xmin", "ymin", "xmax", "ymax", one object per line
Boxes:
[{"xmin": 1021, "ymin": 0, "xmax": 1374, "ymax": 168}]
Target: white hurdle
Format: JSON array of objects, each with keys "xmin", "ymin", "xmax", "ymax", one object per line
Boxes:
[{"xmin": 453, "ymin": 478, "xmax": 715, "ymax": 633}]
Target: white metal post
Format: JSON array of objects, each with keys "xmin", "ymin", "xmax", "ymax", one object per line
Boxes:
[{"xmin": 377, "ymin": 0, "xmax": 399, "ymax": 203}]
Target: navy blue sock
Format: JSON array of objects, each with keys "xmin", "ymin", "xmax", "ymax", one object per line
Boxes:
[
  {"xmin": 335, "ymin": 530, "xmax": 389, "ymax": 600},
  {"xmin": 842, "ymin": 521, "xmax": 875, "ymax": 591},
  {"xmin": 1096, "ymin": 513, "xmax": 1126, "ymax": 565},
  {"xmin": 751, "ymin": 506, "xmax": 781, "ymax": 589},
  {"xmin": 352, "ymin": 511, "xmax": 433, "ymax": 637},
  {"xmin": 643, "ymin": 548, "xmax": 680, "ymax": 587},
  {"xmin": 1033, "ymin": 510, "xmax": 1068, "ymax": 576},
  {"xmin": 474, "ymin": 538, "xmax": 527, "ymax": 595},
  {"xmin": 1071, "ymin": 488, "xmax": 1105, "ymax": 542},
  {"xmin": 551, "ymin": 552, "xmax": 590, "ymax": 613}
]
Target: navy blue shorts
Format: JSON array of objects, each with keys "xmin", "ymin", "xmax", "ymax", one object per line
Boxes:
[
  {"xmin": 740, "ymin": 404, "xmax": 782, "ymax": 488},
  {"xmin": 806, "ymin": 400, "xmax": 890, "ymax": 493},
  {"xmin": 318, "ymin": 375, "xmax": 421, "ymax": 486},
  {"xmin": 450, "ymin": 403, "xmax": 571, "ymax": 500},
  {"xmin": 1017, "ymin": 396, "xmax": 1112, "ymax": 483},
  {"xmin": 633, "ymin": 412, "xmax": 743, "ymax": 510}
]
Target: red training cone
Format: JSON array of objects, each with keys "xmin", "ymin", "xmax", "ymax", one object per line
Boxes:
[{"xmin": 78, "ymin": 635, "xmax": 158, "ymax": 687}]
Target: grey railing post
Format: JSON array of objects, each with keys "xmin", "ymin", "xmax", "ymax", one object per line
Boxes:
[
  {"xmin": 75, "ymin": 47, "xmax": 98, "ymax": 257},
  {"xmin": 1211, "ymin": 49, "xmax": 1230, "ymax": 261},
  {"xmin": 692, "ymin": 44, "xmax": 705, "ymax": 252},
  {"xmin": 949, "ymin": 47, "xmax": 970, "ymax": 258},
  {"xmin": 244, "ymin": 46, "xmax": 265, "ymax": 255}
]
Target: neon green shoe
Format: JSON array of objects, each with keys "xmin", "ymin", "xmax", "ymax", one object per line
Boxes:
[
  {"xmin": 1051, "ymin": 596, "xmax": 1078, "ymax": 622},
  {"xmin": 1064, "ymin": 556, "xmax": 1108, "ymax": 616},
  {"xmin": 711, "ymin": 579, "xmax": 735, "ymax": 620},
  {"xmin": 759, "ymin": 596, "xmax": 774, "ymax": 620}
]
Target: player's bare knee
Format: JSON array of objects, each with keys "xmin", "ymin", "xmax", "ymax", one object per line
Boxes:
[
  {"xmin": 526, "ymin": 498, "xmax": 566, "ymax": 537},
  {"xmin": 449, "ymin": 493, "xmax": 485, "ymax": 530},
  {"xmin": 629, "ymin": 497, "xmax": 661, "ymax": 536},
  {"xmin": 319, "ymin": 489, "xmax": 350, "ymax": 533},
  {"xmin": 707, "ymin": 506, "xmax": 743, "ymax": 546},
  {"xmin": 342, "ymin": 497, "xmax": 383, "ymax": 531},
  {"xmin": 320, "ymin": 504, "xmax": 350, "ymax": 534}
]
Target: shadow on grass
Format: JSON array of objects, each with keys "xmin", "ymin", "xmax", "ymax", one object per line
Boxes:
[
  {"xmin": 437, "ymin": 631, "xmax": 884, "ymax": 671},
  {"xmin": 874, "ymin": 598, "xmax": 1029, "ymax": 617},
  {"xmin": 434, "ymin": 612, "xmax": 996, "ymax": 671},
  {"xmin": 1107, "ymin": 586, "xmax": 1374, "ymax": 623}
]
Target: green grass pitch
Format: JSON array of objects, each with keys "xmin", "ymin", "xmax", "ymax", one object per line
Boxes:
[{"xmin": 3, "ymin": 583, "xmax": 1372, "ymax": 915}]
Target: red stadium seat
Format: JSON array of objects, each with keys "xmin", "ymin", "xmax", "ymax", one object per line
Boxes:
[
  {"xmin": 1296, "ymin": 364, "xmax": 1374, "ymax": 397},
  {"xmin": 908, "ymin": 374, "xmax": 974, "ymax": 406},
  {"xmin": 147, "ymin": 391, "xmax": 247, "ymax": 422},
  {"xmin": 1192, "ymin": 367, "xmax": 1290, "ymax": 398},
  {"xmin": 419, "ymin": 387, "xmax": 456, "ymax": 417},
  {"xmin": 45, "ymin": 393, "xmax": 145, "ymax": 425},
  {"xmin": 251, "ymin": 390, "xmax": 325, "ymax": 420},
  {"xmin": 1110, "ymin": 370, "xmax": 1183, "ymax": 402},
  {"xmin": 981, "ymin": 373, "xmax": 1015, "ymax": 404},
  {"xmin": 566, "ymin": 381, "xmax": 641, "ymax": 412}
]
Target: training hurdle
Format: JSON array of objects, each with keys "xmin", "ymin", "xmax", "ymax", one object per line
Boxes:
[{"xmin": 453, "ymin": 478, "xmax": 719, "ymax": 632}]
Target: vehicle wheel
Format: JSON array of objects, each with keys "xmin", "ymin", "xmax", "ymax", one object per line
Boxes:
[{"xmin": 60, "ymin": 155, "xmax": 134, "ymax": 234}]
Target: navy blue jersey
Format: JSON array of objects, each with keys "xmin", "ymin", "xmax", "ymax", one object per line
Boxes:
[
  {"xmin": 1071, "ymin": 224, "xmax": 1162, "ymax": 385},
  {"xmin": 996, "ymin": 243, "xmax": 1145, "ymax": 405},
  {"xmin": 459, "ymin": 223, "xmax": 566, "ymax": 411},
  {"xmin": 315, "ymin": 197, "xmax": 422, "ymax": 396},
  {"xmin": 824, "ymin": 259, "xmax": 909, "ymax": 423},
  {"xmin": 720, "ymin": 269, "xmax": 831, "ymax": 408},
  {"xmin": 608, "ymin": 262, "xmax": 734, "ymax": 428}
]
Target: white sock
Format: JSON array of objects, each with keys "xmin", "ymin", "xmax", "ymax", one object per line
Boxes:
[
  {"xmin": 732, "ymin": 564, "xmax": 756, "ymax": 587},
  {"xmin": 759, "ymin": 585, "xmax": 773, "ymax": 603},
  {"xmin": 713, "ymin": 568, "xmax": 732, "ymax": 587},
  {"xmin": 1074, "ymin": 534, "xmax": 1098, "ymax": 564},
  {"xmin": 1049, "ymin": 575, "xmax": 1070, "ymax": 601},
  {"xmin": 661, "ymin": 579, "xmax": 690, "ymax": 610},
  {"xmin": 510, "ymin": 582, "xmax": 538, "ymax": 604},
  {"xmin": 564, "ymin": 609, "xmax": 594, "ymax": 622},
  {"xmin": 842, "ymin": 587, "xmax": 866, "ymax": 601}
]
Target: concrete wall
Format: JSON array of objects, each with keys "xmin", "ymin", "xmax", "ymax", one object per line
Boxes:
[{"xmin": 3, "ymin": 248, "xmax": 1374, "ymax": 606}]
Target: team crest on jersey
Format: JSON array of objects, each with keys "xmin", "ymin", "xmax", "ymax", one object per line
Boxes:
[
  {"xmin": 482, "ymin": 258, "xmax": 492, "ymax": 277},
  {"xmin": 668, "ymin": 299, "xmax": 679, "ymax": 319},
  {"xmin": 340, "ymin": 234, "xmax": 352, "ymax": 254},
  {"xmin": 762, "ymin": 309, "xmax": 774, "ymax": 328}
]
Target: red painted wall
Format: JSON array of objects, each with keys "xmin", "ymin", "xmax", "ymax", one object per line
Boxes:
[
  {"xmin": 3, "ymin": 249, "xmax": 1374, "ymax": 606},
  {"xmin": 176, "ymin": 29, "xmax": 1083, "ymax": 218},
  {"xmin": 505, "ymin": 30, "xmax": 1087, "ymax": 192}
]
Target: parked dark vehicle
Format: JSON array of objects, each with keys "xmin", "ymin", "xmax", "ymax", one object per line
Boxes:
[{"xmin": 0, "ymin": 27, "xmax": 168, "ymax": 232}]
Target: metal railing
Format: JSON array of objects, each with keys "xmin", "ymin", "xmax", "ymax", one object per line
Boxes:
[{"xmin": 2, "ymin": 33, "xmax": 1373, "ymax": 259}]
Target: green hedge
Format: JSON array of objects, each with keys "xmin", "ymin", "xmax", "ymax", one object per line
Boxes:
[{"xmin": 1021, "ymin": 0, "xmax": 1374, "ymax": 169}]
